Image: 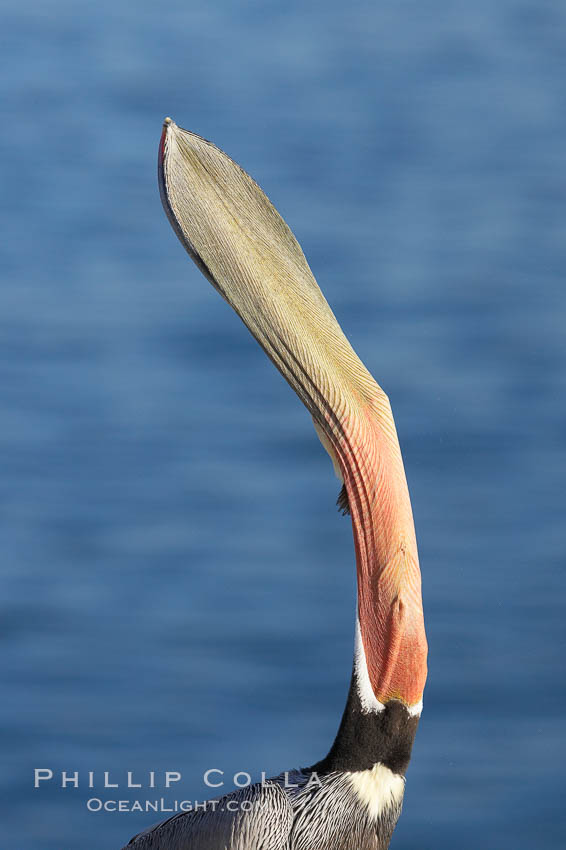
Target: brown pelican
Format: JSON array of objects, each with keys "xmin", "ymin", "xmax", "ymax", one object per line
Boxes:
[{"xmin": 122, "ymin": 118, "xmax": 427, "ymax": 850}]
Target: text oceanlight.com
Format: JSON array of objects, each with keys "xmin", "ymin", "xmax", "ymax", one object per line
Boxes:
[{"xmin": 86, "ymin": 797, "xmax": 276, "ymax": 813}]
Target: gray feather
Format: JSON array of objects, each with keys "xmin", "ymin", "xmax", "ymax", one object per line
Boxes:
[
  {"xmin": 122, "ymin": 770, "xmax": 401, "ymax": 850},
  {"xmin": 125, "ymin": 781, "xmax": 292, "ymax": 850}
]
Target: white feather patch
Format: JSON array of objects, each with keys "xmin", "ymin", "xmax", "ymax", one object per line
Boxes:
[
  {"xmin": 354, "ymin": 618, "xmax": 386, "ymax": 714},
  {"xmin": 407, "ymin": 698, "xmax": 423, "ymax": 717},
  {"xmin": 348, "ymin": 763, "xmax": 405, "ymax": 821}
]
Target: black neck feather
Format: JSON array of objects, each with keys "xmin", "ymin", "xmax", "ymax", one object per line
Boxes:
[{"xmin": 309, "ymin": 670, "xmax": 419, "ymax": 776}]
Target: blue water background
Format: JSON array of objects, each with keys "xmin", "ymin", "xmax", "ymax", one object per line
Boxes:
[{"xmin": 2, "ymin": 1, "xmax": 565, "ymax": 848}]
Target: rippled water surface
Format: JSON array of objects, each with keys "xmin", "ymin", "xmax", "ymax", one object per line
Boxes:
[{"xmin": 2, "ymin": 1, "xmax": 565, "ymax": 848}]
